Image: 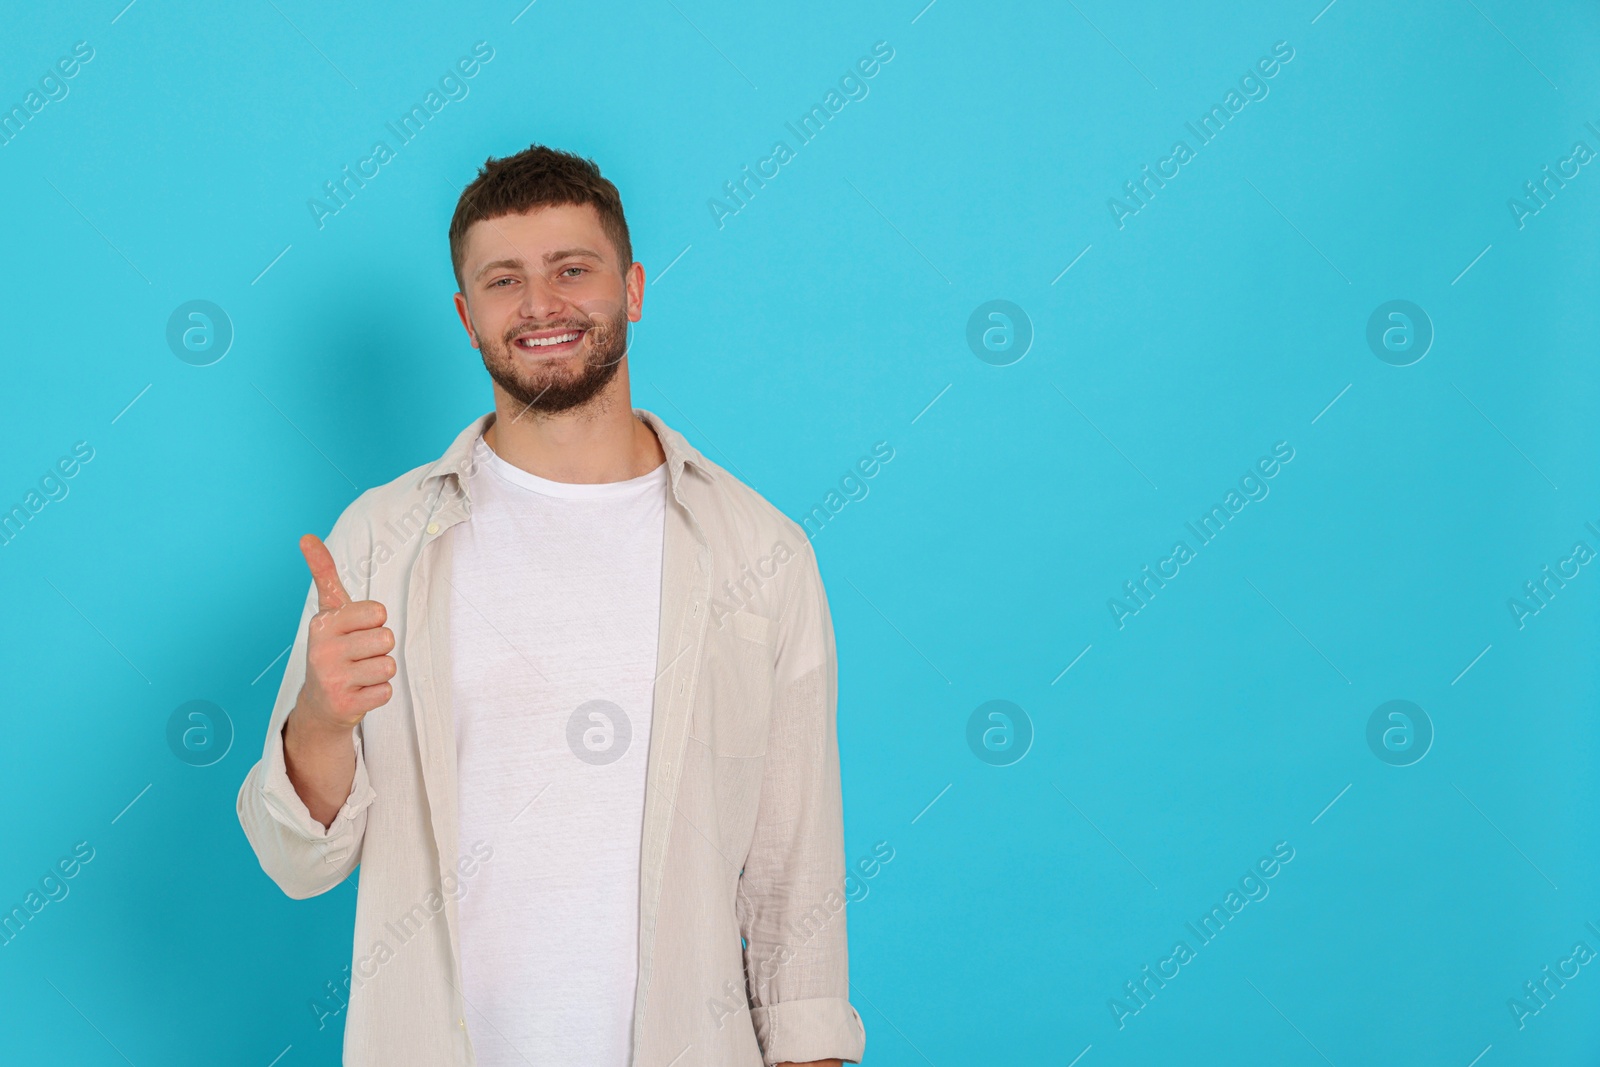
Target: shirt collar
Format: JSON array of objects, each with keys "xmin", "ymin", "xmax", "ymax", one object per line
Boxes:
[{"xmin": 415, "ymin": 407, "xmax": 711, "ymax": 501}]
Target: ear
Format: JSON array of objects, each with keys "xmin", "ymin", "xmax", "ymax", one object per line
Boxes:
[
  {"xmin": 453, "ymin": 291, "xmax": 480, "ymax": 348},
  {"xmin": 626, "ymin": 260, "xmax": 645, "ymax": 323}
]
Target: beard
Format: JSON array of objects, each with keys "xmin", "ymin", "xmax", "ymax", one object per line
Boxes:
[{"xmin": 478, "ymin": 304, "xmax": 629, "ymax": 417}]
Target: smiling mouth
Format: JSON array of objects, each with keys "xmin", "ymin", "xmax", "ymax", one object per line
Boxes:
[{"xmin": 514, "ymin": 329, "xmax": 585, "ymax": 353}]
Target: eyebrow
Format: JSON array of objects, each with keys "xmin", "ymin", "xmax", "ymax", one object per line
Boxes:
[{"xmin": 473, "ymin": 247, "xmax": 605, "ymax": 281}]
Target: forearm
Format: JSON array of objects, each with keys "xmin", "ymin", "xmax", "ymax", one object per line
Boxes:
[
  {"xmin": 236, "ymin": 709, "xmax": 373, "ymax": 899},
  {"xmin": 282, "ymin": 702, "xmax": 357, "ymax": 829}
]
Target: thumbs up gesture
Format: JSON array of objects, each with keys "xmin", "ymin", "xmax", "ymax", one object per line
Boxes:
[{"xmin": 294, "ymin": 533, "xmax": 397, "ymax": 732}]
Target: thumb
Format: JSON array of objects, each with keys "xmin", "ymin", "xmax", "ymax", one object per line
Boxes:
[{"xmin": 299, "ymin": 533, "xmax": 351, "ymax": 611}]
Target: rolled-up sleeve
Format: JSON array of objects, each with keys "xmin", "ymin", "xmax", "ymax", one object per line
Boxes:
[
  {"xmin": 737, "ymin": 536, "xmax": 866, "ymax": 1065},
  {"xmin": 236, "ymin": 505, "xmax": 378, "ymax": 900}
]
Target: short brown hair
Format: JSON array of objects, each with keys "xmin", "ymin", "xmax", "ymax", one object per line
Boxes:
[{"xmin": 448, "ymin": 144, "xmax": 633, "ymax": 292}]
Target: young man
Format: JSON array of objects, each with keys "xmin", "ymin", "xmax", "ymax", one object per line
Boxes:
[{"xmin": 237, "ymin": 145, "xmax": 865, "ymax": 1067}]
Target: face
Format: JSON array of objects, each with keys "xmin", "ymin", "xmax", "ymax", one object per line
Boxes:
[{"xmin": 453, "ymin": 202, "xmax": 643, "ymax": 418}]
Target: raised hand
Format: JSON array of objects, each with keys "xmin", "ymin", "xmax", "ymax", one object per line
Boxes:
[{"xmin": 294, "ymin": 533, "xmax": 396, "ymax": 733}]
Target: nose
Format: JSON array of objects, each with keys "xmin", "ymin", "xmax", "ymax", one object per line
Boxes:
[{"xmin": 518, "ymin": 272, "xmax": 570, "ymax": 324}]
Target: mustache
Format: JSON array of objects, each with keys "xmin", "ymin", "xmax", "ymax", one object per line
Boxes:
[
  {"xmin": 506, "ymin": 318, "xmax": 627, "ymax": 363},
  {"xmin": 504, "ymin": 319, "xmax": 591, "ymax": 341}
]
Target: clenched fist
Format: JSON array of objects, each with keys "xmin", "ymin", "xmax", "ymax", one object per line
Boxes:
[{"xmin": 294, "ymin": 533, "xmax": 397, "ymax": 730}]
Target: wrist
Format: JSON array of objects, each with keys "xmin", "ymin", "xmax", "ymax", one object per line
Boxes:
[{"xmin": 284, "ymin": 702, "xmax": 353, "ymax": 753}]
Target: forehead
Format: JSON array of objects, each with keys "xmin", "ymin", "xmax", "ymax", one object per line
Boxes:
[{"xmin": 461, "ymin": 202, "xmax": 614, "ymax": 270}]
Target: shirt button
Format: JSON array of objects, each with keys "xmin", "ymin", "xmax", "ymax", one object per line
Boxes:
[
  {"xmin": 457, "ymin": 1017, "xmax": 465, "ymax": 1030},
  {"xmin": 426, "ymin": 522, "xmax": 440, "ymax": 535}
]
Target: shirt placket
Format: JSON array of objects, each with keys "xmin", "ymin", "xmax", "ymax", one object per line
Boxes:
[
  {"xmin": 405, "ymin": 475, "xmax": 476, "ymax": 1060},
  {"xmin": 628, "ymin": 459, "xmax": 712, "ymax": 1065}
]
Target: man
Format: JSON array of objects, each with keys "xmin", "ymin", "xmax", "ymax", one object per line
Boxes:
[{"xmin": 237, "ymin": 145, "xmax": 865, "ymax": 1067}]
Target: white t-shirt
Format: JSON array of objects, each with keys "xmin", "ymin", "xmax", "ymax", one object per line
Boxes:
[{"xmin": 447, "ymin": 431, "xmax": 668, "ymax": 1066}]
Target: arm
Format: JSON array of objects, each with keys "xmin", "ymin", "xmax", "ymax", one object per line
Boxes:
[
  {"xmin": 737, "ymin": 538, "xmax": 866, "ymax": 1066},
  {"xmin": 236, "ymin": 519, "xmax": 385, "ymax": 899}
]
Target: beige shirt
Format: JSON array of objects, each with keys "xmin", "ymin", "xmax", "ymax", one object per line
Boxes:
[{"xmin": 236, "ymin": 409, "xmax": 866, "ymax": 1066}]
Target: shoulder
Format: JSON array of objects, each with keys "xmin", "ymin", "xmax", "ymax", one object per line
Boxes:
[
  {"xmin": 640, "ymin": 406, "xmax": 810, "ymax": 563},
  {"xmin": 681, "ymin": 452, "xmax": 827, "ymax": 641},
  {"xmin": 323, "ymin": 457, "xmax": 458, "ymax": 599},
  {"xmin": 330, "ymin": 460, "xmax": 442, "ymax": 540},
  {"xmin": 681, "ymin": 451, "xmax": 812, "ymax": 567},
  {"xmin": 325, "ymin": 412, "xmax": 492, "ymax": 551}
]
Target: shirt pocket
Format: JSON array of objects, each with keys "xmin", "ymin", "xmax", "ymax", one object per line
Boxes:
[{"xmin": 691, "ymin": 611, "xmax": 776, "ymax": 758}]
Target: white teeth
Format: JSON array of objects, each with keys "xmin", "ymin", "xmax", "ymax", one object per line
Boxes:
[{"xmin": 519, "ymin": 331, "xmax": 581, "ymax": 348}]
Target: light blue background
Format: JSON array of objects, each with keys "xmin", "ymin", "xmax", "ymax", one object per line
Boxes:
[{"xmin": 2, "ymin": 1, "xmax": 1597, "ymax": 1063}]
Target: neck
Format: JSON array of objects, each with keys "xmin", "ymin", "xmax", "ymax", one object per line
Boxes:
[{"xmin": 483, "ymin": 375, "xmax": 665, "ymax": 484}]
